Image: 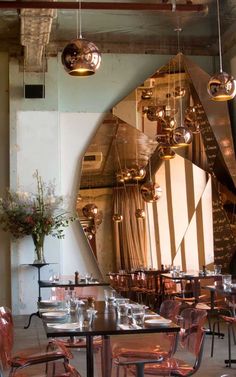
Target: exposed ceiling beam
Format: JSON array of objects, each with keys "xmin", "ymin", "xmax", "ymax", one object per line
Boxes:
[{"xmin": 0, "ymin": 1, "xmax": 208, "ymax": 12}]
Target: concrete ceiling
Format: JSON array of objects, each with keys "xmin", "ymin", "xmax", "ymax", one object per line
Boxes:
[{"xmin": 0, "ymin": 0, "xmax": 236, "ymax": 70}]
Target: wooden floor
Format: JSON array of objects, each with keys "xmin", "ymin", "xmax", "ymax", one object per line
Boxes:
[{"xmin": 11, "ymin": 315, "xmax": 236, "ymax": 377}]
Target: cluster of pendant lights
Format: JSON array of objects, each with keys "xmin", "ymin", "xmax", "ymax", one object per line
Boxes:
[
  {"xmin": 61, "ymin": 0, "xmax": 101, "ymax": 76},
  {"xmin": 82, "ymin": 203, "xmax": 103, "ymax": 240},
  {"xmin": 113, "ymin": 160, "xmax": 162, "ymax": 223}
]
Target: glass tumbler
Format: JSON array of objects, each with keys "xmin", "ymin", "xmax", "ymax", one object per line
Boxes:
[
  {"xmin": 131, "ymin": 304, "xmax": 145, "ymax": 326},
  {"xmin": 214, "ymin": 264, "xmax": 222, "ymax": 275},
  {"xmin": 222, "ymin": 274, "xmax": 232, "ymax": 289},
  {"xmin": 104, "ymin": 289, "xmax": 116, "ymax": 305},
  {"xmin": 116, "ymin": 300, "xmax": 129, "ymax": 318}
]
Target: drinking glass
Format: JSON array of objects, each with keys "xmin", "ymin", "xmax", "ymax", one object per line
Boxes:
[
  {"xmin": 131, "ymin": 304, "xmax": 145, "ymax": 326},
  {"xmin": 104, "ymin": 289, "xmax": 116, "ymax": 305},
  {"xmin": 116, "ymin": 300, "xmax": 129, "ymax": 318},
  {"xmin": 85, "ymin": 273, "xmax": 92, "ymax": 283},
  {"xmin": 222, "ymin": 274, "xmax": 232, "ymax": 289},
  {"xmin": 214, "ymin": 264, "xmax": 222, "ymax": 275}
]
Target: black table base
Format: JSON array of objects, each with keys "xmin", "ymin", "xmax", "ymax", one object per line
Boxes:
[
  {"xmin": 24, "ymin": 263, "xmax": 49, "ymax": 329},
  {"xmin": 24, "ymin": 311, "xmax": 41, "ymax": 329}
]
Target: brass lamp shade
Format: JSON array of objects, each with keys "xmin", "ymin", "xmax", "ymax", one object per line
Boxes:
[
  {"xmin": 207, "ymin": 71, "xmax": 236, "ymax": 101},
  {"xmin": 61, "ymin": 38, "xmax": 101, "ymax": 76}
]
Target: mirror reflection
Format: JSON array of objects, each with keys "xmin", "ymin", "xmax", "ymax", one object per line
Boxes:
[{"xmin": 77, "ymin": 54, "xmax": 216, "ymax": 279}]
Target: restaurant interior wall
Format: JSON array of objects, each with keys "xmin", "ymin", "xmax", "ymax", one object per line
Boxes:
[{"xmin": 0, "ymin": 52, "xmax": 218, "ymax": 314}]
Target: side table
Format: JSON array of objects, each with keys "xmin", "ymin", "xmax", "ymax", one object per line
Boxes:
[{"xmin": 24, "ymin": 263, "xmax": 49, "ymax": 329}]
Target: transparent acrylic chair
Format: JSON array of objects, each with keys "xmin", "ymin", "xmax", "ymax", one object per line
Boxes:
[
  {"xmin": 113, "ymin": 306, "xmax": 207, "ymax": 377},
  {"xmin": 112, "ymin": 300, "xmax": 182, "ymax": 377},
  {"xmin": 117, "ymin": 326, "xmax": 206, "ymax": 377},
  {"xmin": 0, "ymin": 315, "xmax": 74, "ymax": 377}
]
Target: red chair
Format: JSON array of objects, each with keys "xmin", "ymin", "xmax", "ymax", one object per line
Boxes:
[
  {"xmin": 0, "ymin": 316, "xmax": 73, "ymax": 377},
  {"xmin": 113, "ymin": 306, "xmax": 207, "ymax": 377},
  {"xmin": 112, "ymin": 300, "xmax": 182, "ymax": 377},
  {"xmin": 117, "ymin": 327, "xmax": 206, "ymax": 377}
]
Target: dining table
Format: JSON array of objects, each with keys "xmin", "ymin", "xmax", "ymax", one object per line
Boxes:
[
  {"xmin": 160, "ymin": 272, "xmax": 222, "ymax": 304},
  {"xmin": 42, "ymin": 300, "xmax": 180, "ymax": 377},
  {"xmin": 204, "ymin": 283, "xmax": 236, "ymax": 316}
]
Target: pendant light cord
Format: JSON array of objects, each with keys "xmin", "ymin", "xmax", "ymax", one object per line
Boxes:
[
  {"xmin": 176, "ymin": 27, "xmax": 183, "ymax": 126},
  {"xmin": 216, "ymin": 0, "xmax": 223, "ymax": 73},
  {"xmin": 77, "ymin": 0, "xmax": 82, "ymax": 39}
]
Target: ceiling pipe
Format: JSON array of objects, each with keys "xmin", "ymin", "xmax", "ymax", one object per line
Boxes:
[{"xmin": 0, "ymin": 1, "xmax": 207, "ymax": 12}]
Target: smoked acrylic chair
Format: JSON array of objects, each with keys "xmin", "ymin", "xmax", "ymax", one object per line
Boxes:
[
  {"xmin": 113, "ymin": 306, "xmax": 207, "ymax": 377},
  {"xmin": 112, "ymin": 300, "xmax": 182, "ymax": 377},
  {"xmin": 0, "ymin": 314, "xmax": 74, "ymax": 377},
  {"xmin": 116, "ymin": 326, "xmax": 206, "ymax": 377}
]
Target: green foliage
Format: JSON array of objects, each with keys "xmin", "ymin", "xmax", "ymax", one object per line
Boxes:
[{"xmin": 0, "ymin": 170, "xmax": 75, "ymax": 240}]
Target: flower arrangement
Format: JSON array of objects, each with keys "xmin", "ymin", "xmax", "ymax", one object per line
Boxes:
[{"xmin": 0, "ymin": 171, "xmax": 75, "ymax": 263}]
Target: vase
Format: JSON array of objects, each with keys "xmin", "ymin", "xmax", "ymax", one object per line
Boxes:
[{"xmin": 32, "ymin": 233, "xmax": 46, "ymax": 264}]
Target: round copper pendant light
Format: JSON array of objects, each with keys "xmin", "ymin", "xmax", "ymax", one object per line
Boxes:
[
  {"xmin": 207, "ymin": 0, "xmax": 236, "ymax": 101},
  {"xmin": 207, "ymin": 71, "xmax": 236, "ymax": 101},
  {"xmin": 62, "ymin": 1, "xmax": 101, "ymax": 76},
  {"xmin": 172, "ymin": 125, "xmax": 193, "ymax": 147},
  {"xmin": 173, "ymin": 86, "xmax": 186, "ymax": 99},
  {"xmin": 135, "ymin": 208, "xmax": 146, "ymax": 219},
  {"xmin": 61, "ymin": 38, "xmax": 101, "ymax": 76},
  {"xmin": 82, "ymin": 203, "xmax": 98, "ymax": 219},
  {"xmin": 145, "ymin": 106, "xmax": 165, "ymax": 122},
  {"xmin": 141, "ymin": 88, "xmax": 153, "ymax": 100},
  {"xmin": 159, "ymin": 146, "xmax": 176, "ymax": 160},
  {"xmin": 112, "ymin": 213, "xmax": 123, "ymax": 223},
  {"xmin": 140, "ymin": 182, "xmax": 162, "ymax": 203},
  {"xmin": 131, "ymin": 166, "xmax": 146, "ymax": 181}
]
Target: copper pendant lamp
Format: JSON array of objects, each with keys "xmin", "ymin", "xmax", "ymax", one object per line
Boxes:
[
  {"xmin": 61, "ymin": 0, "xmax": 101, "ymax": 76},
  {"xmin": 172, "ymin": 28, "xmax": 192, "ymax": 147},
  {"xmin": 140, "ymin": 160, "xmax": 162, "ymax": 203},
  {"xmin": 207, "ymin": 0, "xmax": 236, "ymax": 101}
]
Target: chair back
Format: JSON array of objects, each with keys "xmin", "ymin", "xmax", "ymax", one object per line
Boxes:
[
  {"xmin": 0, "ymin": 307, "xmax": 13, "ymax": 325},
  {"xmin": 179, "ymin": 308, "xmax": 207, "ymax": 356},
  {"xmin": 0, "ymin": 318, "xmax": 13, "ymax": 369},
  {"xmin": 159, "ymin": 299, "xmax": 181, "ymax": 322}
]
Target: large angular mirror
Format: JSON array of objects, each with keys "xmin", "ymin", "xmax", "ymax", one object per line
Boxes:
[{"xmin": 77, "ymin": 54, "xmax": 236, "ymax": 279}]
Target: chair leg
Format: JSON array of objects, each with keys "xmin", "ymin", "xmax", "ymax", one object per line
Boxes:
[
  {"xmin": 229, "ymin": 324, "xmax": 232, "ymax": 368},
  {"xmin": 211, "ymin": 320, "xmax": 217, "ymax": 357},
  {"xmin": 232, "ymin": 324, "xmax": 236, "ymax": 345}
]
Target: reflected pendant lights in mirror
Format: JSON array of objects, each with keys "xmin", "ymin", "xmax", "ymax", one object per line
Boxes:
[
  {"xmin": 207, "ymin": 0, "xmax": 236, "ymax": 101},
  {"xmin": 159, "ymin": 146, "xmax": 176, "ymax": 160},
  {"xmin": 172, "ymin": 29, "xmax": 193, "ymax": 147},
  {"xmin": 113, "ymin": 142, "xmax": 123, "ymax": 223},
  {"xmin": 135, "ymin": 178, "xmax": 145, "ymax": 220},
  {"xmin": 82, "ymin": 203, "xmax": 98, "ymax": 219},
  {"xmin": 141, "ymin": 160, "xmax": 162, "ymax": 203},
  {"xmin": 61, "ymin": 0, "xmax": 101, "ymax": 76}
]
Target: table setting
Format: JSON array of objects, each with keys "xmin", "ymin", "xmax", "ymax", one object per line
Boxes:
[{"xmin": 39, "ymin": 295, "xmax": 179, "ymax": 377}]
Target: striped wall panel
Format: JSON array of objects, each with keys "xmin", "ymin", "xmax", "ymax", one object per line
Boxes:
[{"xmin": 147, "ymin": 154, "xmax": 214, "ymax": 271}]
